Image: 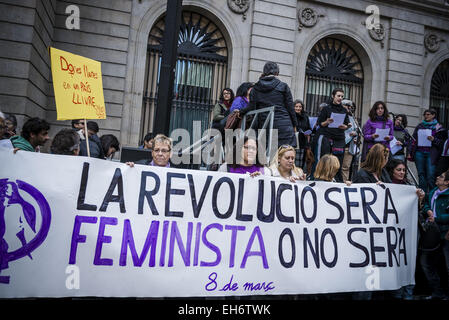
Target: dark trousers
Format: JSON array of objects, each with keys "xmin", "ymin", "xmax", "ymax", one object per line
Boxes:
[{"xmin": 420, "ymin": 240, "xmax": 449, "ymax": 298}]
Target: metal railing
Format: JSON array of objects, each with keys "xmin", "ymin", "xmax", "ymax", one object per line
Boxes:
[{"xmin": 175, "ymin": 106, "xmax": 276, "ymax": 170}]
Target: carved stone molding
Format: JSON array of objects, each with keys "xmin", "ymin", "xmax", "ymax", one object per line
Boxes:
[
  {"xmin": 227, "ymin": 0, "xmax": 250, "ymax": 21},
  {"xmin": 424, "ymin": 33, "xmax": 445, "ymax": 56},
  {"xmin": 362, "ymin": 21, "xmax": 386, "ymax": 48},
  {"xmin": 297, "ymin": 7, "xmax": 325, "ymax": 31}
]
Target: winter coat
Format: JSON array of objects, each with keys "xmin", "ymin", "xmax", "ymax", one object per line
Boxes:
[
  {"xmin": 423, "ymin": 186, "xmax": 449, "ymax": 239},
  {"xmin": 362, "ymin": 118, "xmax": 394, "ymax": 150},
  {"xmin": 352, "ymin": 168, "xmax": 392, "ymax": 184},
  {"xmin": 295, "ymin": 112, "xmax": 311, "ymax": 148},
  {"xmin": 410, "ymin": 122, "xmax": 447, "ymax": 165},
  {"xmin": 230, "ymin": 96, "xmax": 249, "ymax": 112},
  {"xmin": 240, "ymin": 76, "xmax": 298, "ymax": 147},
  {"xmin": 212, "ymin": 102, "xmax": 229, "ymax": 122},
  {"xmin": 79, "ymin": 134, "xmax": 104, "ymax": 159}
]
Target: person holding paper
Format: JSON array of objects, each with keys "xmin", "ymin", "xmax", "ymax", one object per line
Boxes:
[
  {"xmin": 315, "ymin": 88, "xmax": 349, "ymax": 182},
  {"xmin": 293, "ymin": 99, "xmax": 312, "ymax": 170},
  {"xmin": 392, "ymin": 114, "xmax": 409, "ymax": 162},
  {"xmin": 361, "ymin": 101, "xmax": 393, "ymax": 162},
  {"xmin": 410, "ymin": 109, "xmax": 446, "ymax": 193}
]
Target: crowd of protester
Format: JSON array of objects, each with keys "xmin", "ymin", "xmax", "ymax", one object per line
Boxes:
[{"xmin": 1, "ymin": 60, "xmax": 448, "ymax": 301}]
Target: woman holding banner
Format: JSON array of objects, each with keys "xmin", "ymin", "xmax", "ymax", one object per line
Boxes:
[
  {"xmin": 310, "ymin": 154, "xmax": 341, "ymax": 182},
  {"xmin": 353, "ymin": 143, "xmax": 392, "ymax": 184},
  {"xmin": 267, "ymin": 145, "xmax": 306, "ymax": 182},
  {"xmin": 218, "ymin": 136, "xmax": 266, "ymax": 175},
  {"xmin": 386, "ymin": 158, "xmax": 426, "ymax": 300}
]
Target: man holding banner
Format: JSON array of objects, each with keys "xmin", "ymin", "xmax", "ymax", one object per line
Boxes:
[{"xmin": 10, "ymin": 117, "xmax": 50, "ymax": 153}]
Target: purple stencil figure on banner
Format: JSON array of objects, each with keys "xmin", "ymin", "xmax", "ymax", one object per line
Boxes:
[{"xmin": 0, "ymin": 179, "xmax": 51, "ymax": 284}]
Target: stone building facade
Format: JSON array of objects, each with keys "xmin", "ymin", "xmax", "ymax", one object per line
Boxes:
[{"xmin": 0, "ymin": 0, "xmax": 448, "ymax": 150}]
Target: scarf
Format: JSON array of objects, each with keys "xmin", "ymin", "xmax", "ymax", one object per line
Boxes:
[
  {"xmin": 431, "ymin": 187, "xmax": 448, "ymax": 217},
  {"xmin": 10, "ymin": 135, "xmax": 35, "ymax": 152},
  {"xmin": 392, "ymin": 178, "xmax": 406, "ymax": 184},
  {"xmin": 223, "ymin": 100, "xmax": 232, "ymax": 109},
  {"xmin": 421, "ymin": 119, "xmax": 438, "ymax": 129}
]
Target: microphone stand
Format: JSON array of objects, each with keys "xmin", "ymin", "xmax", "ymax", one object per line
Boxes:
[
  {"xmin": 396, "ymin": 122, "xmax": 418, "ymax": 186},
  {"xmin": 348, "ymin": 111, "xmax": 363, "ymax": 180}
]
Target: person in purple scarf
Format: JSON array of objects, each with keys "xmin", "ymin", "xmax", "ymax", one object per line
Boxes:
[
  {"xmin": 362, "ymin": 101, "xmax": 393, "ymax": 162},
  {"xmin": 218, "ymin": 136, "xmax": 266, "ymax": 175},
  {"xmin": 410, "ymin": 109, "xmax": 446, "ymax": 193}
]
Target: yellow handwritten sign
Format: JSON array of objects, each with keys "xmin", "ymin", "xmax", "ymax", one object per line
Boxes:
[{"xmin": 50, "ymin": 47, "xmax": 106, "ymax": 120}]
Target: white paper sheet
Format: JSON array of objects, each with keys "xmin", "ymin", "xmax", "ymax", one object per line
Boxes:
[
  {"xmin": 389, "ymin": 137, "xmax": 403, "ymax": 155},
  {"xmin": 309, "ymin": 117, "xmax": 318, "ymax": 129},
  {"xmin": 328, "ymin": 112, "xmax": 346, "ymax": 128},
  {"xmin": 374, "ymin": 128, "xmax": 390, "ymax": 142},
  {"xmin": 418, "ymin": 129, "xmax": 432, "ymax": 147}
]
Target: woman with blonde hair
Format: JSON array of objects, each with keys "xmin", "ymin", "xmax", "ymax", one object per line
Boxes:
[
  {"xmin": 353, "ymin": 143, "xmax": 392, "ymax": 183},
  {"xmin": 267, "ymin": 145, "xmax": 306, "ymax": 182},
  {"xmin": 312, "ymin": 154, "xmax": 341, "ymax": 182}
]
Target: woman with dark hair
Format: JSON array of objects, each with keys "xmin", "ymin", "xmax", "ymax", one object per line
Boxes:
[
  {"xmin": 362, "ymin": 101, "xmax": 393, "ymax": 162},
  {"xmin": 392, "ymin": 114, "xmax": 409, "ymax": 162},
  {"xmin": 217, "ymin": 136, "xmax": 266, "ymax": 174},
  {"xmin": 410, "ymin": 108, "xmax": 446, "ymax": 193},
  {"xmin": 237, "ymin": 61, "xmax": 298, "ymax": 147},
  {"xmin": 315, "ymin": 88, "xmax": 350, "ymax": 182},
  {"xmin": 293, "ymin": 99, "xmax": 312, "ymax": 169},
  {"xmin": 385, "ymin": 158, "xmax": 425, "ymax": 300},
  {"xmin": 211, "ymin": 87, "xmax": 234, "ymax": 132},
  {"xmin": 229, "ymin": 82, "xmax": 253, "ymax": 112},
  {"xmin": 100, "ymin": 134, "xmax": 120, "ymax": 160}
]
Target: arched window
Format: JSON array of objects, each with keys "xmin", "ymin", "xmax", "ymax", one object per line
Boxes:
[
  {"xmin": 142, "ymin": 11, "xmax": 228, "ymax": 141},
  {"xmin": 304, "ymin": 37, "xmax": 364, "ymax": 121},
  {"xmin": 430, "ymin": 59, "xmax": 449, "ymax": 127}
]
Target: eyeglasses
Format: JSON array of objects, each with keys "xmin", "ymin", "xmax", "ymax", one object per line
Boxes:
[
  {"xmin": 153, "ymin": 148, "xmax": 171, "ymax": 154},
  {"xmin": 243, "ymin": 145, "xmax": 257, "ymax": 152},
  {"xmin": 279, "ymin": 145, "xmax": 292, "ymax": 149}
]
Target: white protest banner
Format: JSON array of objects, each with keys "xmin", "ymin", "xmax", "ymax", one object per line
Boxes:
[{"xmin": 0, "ymin": 151, "xmax": 418, "ymax": 298}]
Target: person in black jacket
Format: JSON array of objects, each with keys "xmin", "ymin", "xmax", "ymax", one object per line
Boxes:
[
  {"xmin": 79, "ymin": 121, "xmax": 104, "ymax": 159},
  {"xmin": 237, "ymin": 61, "xmax": 298, "ymax": 150},
  {"xmin": 315, "ymin": 88, "xmax": 350, "ymax": 182},
  {"xmin": 352, "ymin": 143, "xmax": 392, "ymax": 183},
  {"xmin": 293, "ymin": 99, "xmax": 311, "ymax": 169}
]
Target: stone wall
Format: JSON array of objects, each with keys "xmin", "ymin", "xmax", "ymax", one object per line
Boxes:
[{"xmin": 0, "ymin": 0, "xmax": 56, "ymax": 131}]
